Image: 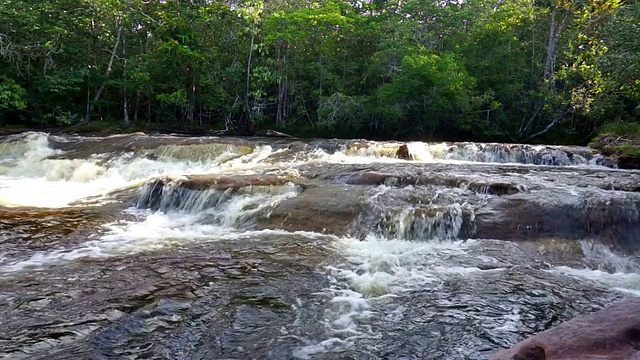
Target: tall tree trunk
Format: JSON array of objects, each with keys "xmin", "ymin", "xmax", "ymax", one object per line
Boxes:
[
  {"xmin": 85, "ymin": 26, "xmax": 123, "ymax": 123},
  {"xmin": 544, "ymin": 5, "xmax": 562, "ymax": 82},
  {"xmin": 122, "ymin": 31, "xmax": 129, "ymax": 126},
  {"xmin": 520, "ymin": 3, "xmax": 566, "ymax": 138},
  {"xmin": 244, "ymin": 22, "xmax": 256, "ymax": 134},
  {"xmin": 134, "ymin": 93, "xmax": 139, "ymax": 123},
  {"xmin": 189, "ymin": 73, "xmax": 196, "ymax": 125},
  {"xmin": 276, "ymin": 41, "xmax": 288, "ymax": 127}
]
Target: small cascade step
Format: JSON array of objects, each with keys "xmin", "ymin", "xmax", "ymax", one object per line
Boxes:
[
  {"xmin": 135, "ymin": 176, "xmax": 302, "ymax": 228},
  {"xmin": 351, "ymin": 187, "xmax": 476, "ymax": 241},
  {"xmin": 342, "ymin": 140, "xmax": 596, "ymax": 166}
]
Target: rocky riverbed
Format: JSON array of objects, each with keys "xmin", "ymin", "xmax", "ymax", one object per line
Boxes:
[{"xmin": 0, "ymin": 132, "xmax": 639, "ymax": 359}]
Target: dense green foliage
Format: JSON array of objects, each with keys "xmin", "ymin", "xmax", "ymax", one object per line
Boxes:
[{"xmin": 0, "ymin": 0, "xmax": 638, "ymax": 142}]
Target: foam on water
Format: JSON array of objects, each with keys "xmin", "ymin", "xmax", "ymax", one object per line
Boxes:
[
  {"xmin": 0, "ymin": 132, "xmax": 59, "ymax": 162},
  {"xmin": 0, "ymin": 183, "xmax": 300, "ymax": 273},
  {"xmin": 552, "ymin": 267, "xmax": 640, "ymax": 296},
  {"xmin": 0, "ymin": 133, "xmax": 284, "ymax": 207},
  {"xmin": 336, "ymin": 140, "xmax": 593, "ymax": 166},
  {"xmin": 0, "ymin": 132, "xmax": 614, "ymax": 208},
  {"xmin": 331, "ymin": 235, "xmax": 471, "ymax": 296},
  {"xmin": 295, "ymin": 236, "xmax": 640, "ymax": 358},
  {"xmin": 293, "ymin": 235, "xmax": 478, "ymax": 358},
  {"xmin": 551, "ymin": 240, "xmax": 640, "ymax": 296}
]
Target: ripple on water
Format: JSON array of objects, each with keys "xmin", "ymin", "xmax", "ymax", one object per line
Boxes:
[{"xmin": 290, "ymin": 236, "xmax": 628, "ymax": 360}]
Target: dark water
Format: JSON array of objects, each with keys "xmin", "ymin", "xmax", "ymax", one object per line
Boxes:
[{"xmin": 0, "ymin": 132, "xmax": 638, "ymax": 359}]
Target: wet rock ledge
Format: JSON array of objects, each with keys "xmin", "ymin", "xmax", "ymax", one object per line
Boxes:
[{"xmin": 491, "ymin": 297, "xmax": 640, "ymax": 360}]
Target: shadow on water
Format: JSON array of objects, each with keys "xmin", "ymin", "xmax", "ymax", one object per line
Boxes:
[{"xmin": 0, "ymin": 235, "xmax": 336, "ymax": 359}]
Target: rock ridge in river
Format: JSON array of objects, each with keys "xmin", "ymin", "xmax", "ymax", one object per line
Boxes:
[{"xmin": 132, "ymin": 162, "xmax": 640, "ymax": 251}]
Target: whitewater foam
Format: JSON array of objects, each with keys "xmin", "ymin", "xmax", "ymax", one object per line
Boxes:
[
  {"xmin": 291, "ymin": 235, "xmax": 478, "ymax": 358},
  {"xmin": 330, "ymin": 235, "xmax": 472, "ymax": 296},
  {"xmin": 0, "ymin": 134, "xmax": 287, "ymax": 207},
  {"xmin": 552, "ymin": 266, "xmax": 640, "ymax": 296},
  {"xmin": 550, "ymin": 240, "xmax": 640, "ymax": 296},
  {"xmin": 0, "ymin": 184, "xmax": 300, "ymax": 273}
]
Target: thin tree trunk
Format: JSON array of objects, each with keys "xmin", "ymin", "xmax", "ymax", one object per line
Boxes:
[
  {"xmin": 544, "ymin": 7, "xmax": 557, "ymax": 80},
  {"xmin": 244, "ymin": 22, "xmax": 256, "ymax": 134},
  {"xmin": 134, "ymin": 93, "xmax": 139, "ymax": 122},
  {"xmin": 123, "ymin": 31, "xmax": 129, "ymax": 126},
  {"xmin": 85, "ymin": 26, "xmax": 123, "ymax": 123},
  {"xmin": 189, "ymin": 73, "xmax": 196, "ymax": 125},
  {"xmin": 543, "ymin": 5, "xmax": 565, "ymax": 83},
  {"xmin": 276, "ymin": 41, "xmax": 288, "ymax": 127},
  {"xmin": 521, "ymin": 4, "xmax": 565, "ymax": 139}
]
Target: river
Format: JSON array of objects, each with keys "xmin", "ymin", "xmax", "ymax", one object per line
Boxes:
[{"xmin": 1, "ymin": 132, "xmax": 639, "ymax": 359}]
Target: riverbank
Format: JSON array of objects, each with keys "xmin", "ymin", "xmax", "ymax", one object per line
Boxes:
[{"xmin": 589, "ymin": 122, "xmax": 640, "ymax": 169}]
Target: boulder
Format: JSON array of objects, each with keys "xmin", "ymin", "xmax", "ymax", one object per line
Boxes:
[
  {"xmin": 396, "ymin": 144, "xmax": 413, "ymax": 160},
  {"xmin": 491, "ymin": 297, "xmax": 640, "ymax": 360}
]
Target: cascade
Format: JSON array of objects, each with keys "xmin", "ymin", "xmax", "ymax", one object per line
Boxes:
[{"xmin": 1, "ymin": 132, "xmax": 639, "ymax": 360}]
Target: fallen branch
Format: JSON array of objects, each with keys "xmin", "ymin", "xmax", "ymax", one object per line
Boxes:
[{"xmin": 265, "ymin": 129, "xmax": 294, "ymax": 138}]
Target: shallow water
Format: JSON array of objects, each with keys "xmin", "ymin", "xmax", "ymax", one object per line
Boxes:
[{"xmin": 0, "ymin": 132, "xmax": 638, "ymax": 359}]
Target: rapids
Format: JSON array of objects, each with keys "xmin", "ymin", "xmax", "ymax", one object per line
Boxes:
[{"xmin": 0, "ymin": 131, "xmax": 639, "ymax": 359}]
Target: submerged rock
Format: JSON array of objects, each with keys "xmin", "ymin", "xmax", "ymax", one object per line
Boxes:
[{"xmin": 490, "ymin": 297, "xmax": 640, "ymax": 360}]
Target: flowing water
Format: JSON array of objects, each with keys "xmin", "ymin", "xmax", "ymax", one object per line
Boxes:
[{"xmin": 1, "ymin": 132, "xmax": 639, "ymax": 359}]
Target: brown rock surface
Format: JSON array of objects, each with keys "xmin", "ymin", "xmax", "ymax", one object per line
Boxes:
[
  {"xmin": 396, "ymin": 144, "xmax": 413, "ymax": 160},
  {"xmin": 491, "ymin": 297, "xmax": 640, "ymax": 360},
  {"xmin": 150, "ymin": 174, "xmax": 302, "ymax": 191},
  {"xmin": 590, "ymin": 133, "xmax": 640, "ymax": 170},
  {"xmin": 257, "ymin": 184, "xmax": 366, "ymax": 235},
  {"xmin": 474, "ymin": 189, "xmax": 640, "ymax": 250}
]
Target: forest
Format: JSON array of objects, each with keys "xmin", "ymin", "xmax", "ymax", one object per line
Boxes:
[{"xmin": 0, "ymin": 0, "xmax": 638, "ymax": 143}]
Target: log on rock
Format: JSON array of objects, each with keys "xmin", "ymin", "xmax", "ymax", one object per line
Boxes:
[
  {"xmin": 491, "ymin": 297, "xmax": 640, "ymax": 360},
  {"xmin": 265, "ymin": 129, "xmax": 294, "ymax": 138}
]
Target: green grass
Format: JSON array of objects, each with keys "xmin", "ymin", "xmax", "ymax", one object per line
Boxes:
[
  {"xmin": 598, "ymin": 122, "xmax": 640, "ymax": 137},
  {"xmin": 589, "ymin": 122, "xmax": 640, "ymax": 149},
  {"xmin": 611, "ymin": 145, "xmax": 640, "ymax": 156}
]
